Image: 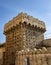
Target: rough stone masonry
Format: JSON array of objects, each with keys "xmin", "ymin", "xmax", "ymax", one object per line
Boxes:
[{"xmin": 2, "ymin": 12, "xmax": 51, "ymax": 65}]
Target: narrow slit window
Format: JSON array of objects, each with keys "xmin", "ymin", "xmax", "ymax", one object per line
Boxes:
[{"xmin": 25, "ymin": 57, "xmax": 30, "ymax": 65}]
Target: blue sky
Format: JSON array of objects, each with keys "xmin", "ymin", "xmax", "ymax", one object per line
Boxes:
[{"xmin": 0, "ymin": 0, "xmax": 51, "ymax": 43}]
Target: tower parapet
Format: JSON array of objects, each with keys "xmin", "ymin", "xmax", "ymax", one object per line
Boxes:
[{"xmin": 4, "ymin": 13, "xmax": 46, "ymax": 33}]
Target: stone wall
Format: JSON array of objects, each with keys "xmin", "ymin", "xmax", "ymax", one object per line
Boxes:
[
  {"xmin": 15, "ymin": 48, "xmax": 51, "ymax": 65},
  {"xmin": 4, "ymin": 24, "xmax": 24, "ymax": 65},
  {"xmin": 0, "ymin": 46, "xmax": 5, "ymax": 65},
  {"xmin": 22, "ymin": 23, "xmax": 44, "ymax": 49},
  {"xmin": 43, "ymin": 39, "xmax": 51, "ymax": 47}
]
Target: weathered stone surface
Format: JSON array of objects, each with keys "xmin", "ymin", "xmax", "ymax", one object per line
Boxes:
[
  {"xmin": 43, "ymin": 39, "xmax": 51, "ymax": 47},
  {"xmin": 0, "ymin": 44, "xmax": 5, "ymax": 65},
  {"xmin": 15, "ymin": 49, "xmax": 51, "ymax": 65},
  {"xmin": 2, "ymin": 13, "xmax": 51, "ymax": 65}
]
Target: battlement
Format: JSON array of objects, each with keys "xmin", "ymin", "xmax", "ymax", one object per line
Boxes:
[
  {"xmin": 16, "ymin": 47, "xmax": 51, "ymax": 55},
  {"xmin": 4, "ymin": 13, "xmax": 46, "ymax": 33}
]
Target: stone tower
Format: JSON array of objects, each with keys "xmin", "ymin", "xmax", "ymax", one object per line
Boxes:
[{"xmin": 4, "ymin": 13, "xmax": 46, "ymax": 65}]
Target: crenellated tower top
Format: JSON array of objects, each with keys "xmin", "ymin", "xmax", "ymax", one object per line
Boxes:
[{"xmin": 4, "ymin": 12, "xmax": 46, "ymax": 34}]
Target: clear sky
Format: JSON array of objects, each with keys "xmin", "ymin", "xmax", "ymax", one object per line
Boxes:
[{"xmin": 0, "ymin": 0, "xmax": 51, "ymax": 43}]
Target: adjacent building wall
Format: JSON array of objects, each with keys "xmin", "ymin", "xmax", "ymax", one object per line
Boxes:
[
  {"xmin": 15, "ymin": 49, "xmax": 51, "ymax": 65},
  {"xmin": 0, "ymin": 44, "xmax": 5, "ymax": 65}
]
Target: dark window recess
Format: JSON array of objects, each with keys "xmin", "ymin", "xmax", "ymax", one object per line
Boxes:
[
  {"xmin": 27, "ymin": 57, "xmax": 30, "ymax": 65},
  {"xmin": 10, "ymin": 63, "xmax": 15, "ymax": 65},
  {"xmin": 10, "ymin": 52, "xmax": 15, "ymax": 65},
  {"xmin": 25, "ymin": 57, "xmax": 30, "ymax": 65},
  {"xmin": 3, "ymin": 52, "xmax": 5, "ymax": 64},
  {"xmin": 24, "ymin": 21, "xmax": 27, "ymax": 24}
]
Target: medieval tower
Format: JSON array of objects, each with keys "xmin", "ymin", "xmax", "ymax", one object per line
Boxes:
[{"xmin": 3, "ymin": 13, "xmax": 50, "ymax": 65}]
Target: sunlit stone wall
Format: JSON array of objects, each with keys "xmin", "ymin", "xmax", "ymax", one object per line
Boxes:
[{"xmin": 15, "ymin": 48, "xmax": 51, "ymax": 65}]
